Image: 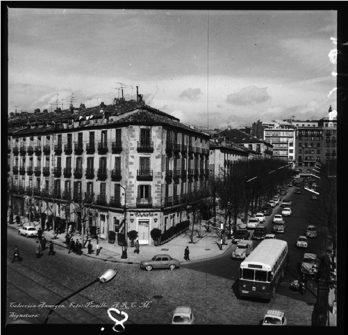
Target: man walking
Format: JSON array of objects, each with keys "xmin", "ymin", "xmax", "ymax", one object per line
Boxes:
[
  {"xmin": 134, "ymin": 238, "xmax": 140, "ymax": 254},
  {"xmin": 36, "ymin": 241, "xmax": 42, "ymax": 258},
  {"xmin": 68, "ymin": 238, "xmax": 75, "ymax": 254},
  {"xmin": 48, "ymin": 241, "xmax": 55, "ymax": 256},
  {"xmin": 184, "ymin": 246, "xmax": 190, "ymax": 261},
  {"xmin": 12, "ymin": 246, "xmax": 22, "ymax": 263}
]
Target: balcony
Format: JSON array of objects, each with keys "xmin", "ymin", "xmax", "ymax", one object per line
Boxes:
[
  {"xmin": 41, "ymin": 189, "xmax": 50, "ymax": 198},
  {"xmin": 165, "ymin": 170, "xmax": 173, "ymax": 180},
  {"xmin": 74, "ymin": 143, "xmax": 84, "ymax": 155},
  {"xmin": 166, "ymin": 142, "xmax": 173, "ymax": 152},
  {"xmin": 63, "ymin": 167, "xmax": 72, "ymax": 178},
  {"xmin": 27, "ymin": 146, "xmax": 34, "ymax": 155},
  {"xmin": 173, "ymin": 195, "xmax": 180, "ymax": 204},
  {"xmin": 19, "ymin": 167, "xmax": 26, "ymax": 175},
  {"xmin": 64, "ymin": 144, "xmax": 72, "ymax": 155},
  {"xmin": 137, "ymin": 170, "xmax": 153, "ymax": 181},
  {"xmin": 181, "ymin": 144, "xmax": 187, "ymax": 153},
  {"xmin": 164, "ymin": 196, "xmax": 173, "ymax": 207},
  {"xmin": 53, "ymin": 167, "xmax": 62, "ymax": 178},
  {"xmin": 188, "ymin": 145, "xmax": 194, "ymax": 154},
  {"xmin": 51, "ymin": 189, "xmax": 61, "ymax": 199},
  {"xmin": 43, "ymin": 167, "xmax": 50, "ymax": 177},
  {"xmin": 98, "ymin": 142, "xmax": 108, "ymax": 154},
  {"xmin": 73, "ymin": 168, "xmax": 83, "ymax": 179},
  {"xmin": 18, "ymin": 186, "xmax": 25, "ymax": 194},
  {"xmin": 73, "ymin": 192, "xmax": 83, "ymax": 202},
  {"xmin": 188, "ymin": 169, "xmax": 194, "ymax": 178},
  {"xmin": 97, "ymin": 168, "xmax": 108, "ymax": 181},
  {"xmin": 136, "ymin": 197, "xmax": 152, "ymax": 208},
  {"xmin": 33, "ymin": 188, "xmax": 41, "ymax": 196},
  {"xmin": 173, "ymin": 170, "xmax": 181, "ymax": 179},
  {"xmin": 86, "ymin": 143, "xmax": 95, "ymax": 154},
  {"xmin": 34, "ymin": 167, "xmax": 41, "ymax": 176},
  {"xmin": 137, "ymin": 141, "xmax": 154, "ymax": 153},
  {"xmin": 112, "ymin": 141, "xmax": 123, "ymax": 154},
  {"xmin": 181, "ymin": 169, "xmax": 187, "ymax": 178},
  {"xmin": 109, "ymin": 196, "xmax": 122, "ymax": 207},
  {"xmin": 54, "ymin": 144, "xmax": 62, "ymax": 155},
  {"xmin": 13, "ymin": 147, "xmax": 19, "ymax": 156},
  {"xmin": 8, "ymin": 145, "xmax": 11, "ymax": 153},
  {"xmin": 195, "ymin": 147, "xmax": 201, "ymax": 154},
  {"xmin": 84, "ymin": 192, "xmax": 94, "ymax": 203},
  {"xmin": 173, "ymin": 143, "xmax": 181, "ymax": 153},
  {"xmin": 35, "ymin": 146, "xmax": 42, "ymax": 156},
  {"xmin": 43, "ymin": 144, "xmax": 51, "ymax": 155},
  {"xmin": 96, "ymin": 194, "xmax": 107, "ymax": 205},
  {"xmin": 86, "ymin": 168, "xmax": 95, "ymax": 180},
  {"xmin": 111, "ymin": 169, "xmax": 122, "ymax": 181},
  {"xmin": 20, "ymin": 146, "xmax": 26, "ymax": 156},
  {"xmin": 62, "ymin": 190, "xmax": 71, "ymax": 200}
]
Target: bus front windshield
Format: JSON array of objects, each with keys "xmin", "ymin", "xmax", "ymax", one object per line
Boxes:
[{"xmin": 241, "ymin": 268, "xmax": 268, "ymax": 282}]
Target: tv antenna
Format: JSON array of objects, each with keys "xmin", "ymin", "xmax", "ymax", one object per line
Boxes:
[{"xmin": 70, "ymin": 93, "xmax": 76, "ymax": 107}]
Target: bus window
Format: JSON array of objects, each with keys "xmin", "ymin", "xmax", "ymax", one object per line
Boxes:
[
  {"xmin": 255, "ymin": 270, "xmax": 267, "ymax": 282},
  {"xmin": 268, "ymin": 271, "xmax": 273, "ymax": 282},
  {"xmin": 242, "ymin": 269, "xmax": 255, "ymax": 280}
]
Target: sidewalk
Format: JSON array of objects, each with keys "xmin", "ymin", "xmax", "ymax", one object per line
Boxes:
[{"xmin": 7, "ymin": 216, "xmax": 238, "ymax": 265}]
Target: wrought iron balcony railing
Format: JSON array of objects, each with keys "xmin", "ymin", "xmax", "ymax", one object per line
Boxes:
[
  {"xmin": 97, "ymin": 168, "xmax": 108, "ymax": 180},
  {"xmin": 64, "ymin": 144, "xmax": 72, "ymax": 155},
  {"xmin": 111, "ymin": 169, "xmax": 122, "ymax": 181},
  {"xmin": 43, "ymin": 167, "xmax": 50, "ymax": 176},
  {"xmin": 53, "ymin": 167, "xmax": 62, "ymax": 177},
  {"xmin": 109, "ymin": 196, "xmax": 122, "ymax": 207},
  {"xmin": 35, "ymin": 146, "xmax": 42, "ymax": 156},
  {"xmin": 19, "ymin": 167, "xmax": 26, "ymax": 175},
  {"xmin": 112, "ymin": 141, "xmax": 122, "ymax": 154},
  {"xmin": 96, "ymin": 194, "xmax": 107, "ymax": 205},
  {"xmin": 34, "ymin": 166, "xmax": 41, "ymax": 176},
  {"xmin": 137, "ymin": 170, "xmax": 153, "ymax": 181},
  {"xmin": 98, "ymin": 142, "xmax": 108, "ymax": 154},
  {"xmin": 84, "ymin": 192, "xmax": 94, "ymax": 203},
  {"xmin": 86, "ymin": 143, "xmax": 95, "ymax": 154},
  {"xmin": 20, "ymin": 146, "xmax": 26, "ymax": 155},
  {"xmin": 43, "ymin": 144, "xmax": 51, "ymax": 155},
  {"xmin": 27, "ymin": 146, "xmax": 34, "ymax": 155},
  {"xmin": 63, "ymin": 167, "xmax": 72, "ymax": 178},
  {"xmin": 73, "ymin": 168, "xmax": 83, "ymax": 179},
  {"xmin": 85, "ymin": 168, "xmax": 95, "ymax": 179},
  {"xmin": 137, "ymin": 141, "xmax": 154, "ymax": 153},
  {"xmin": 13, "ymin": 147, "xmax": 19, "ymax": 155},
  {"xmin": 74, "ymin": 143, "xmax": 84, "ymax": 155},
  {"xmin": 54, "ymin": 144, "xmax": 62, "ymax": 155},
  {"xmin": 136, "ymin": 197, "xmax": 152, "ymax": 208}
]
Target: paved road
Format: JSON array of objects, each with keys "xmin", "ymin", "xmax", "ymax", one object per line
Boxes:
[{"xmin": 7, "ymin": 224, "xmax": 313, "ymax": 326}]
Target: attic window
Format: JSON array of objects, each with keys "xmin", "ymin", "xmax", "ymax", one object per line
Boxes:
[
  {"xmin": 30, "ymin": 136, "xmax": 34, "ymax": 141},
  {"xmin": 46, "ymin": 136, "xmax": 50, "ymax": 140},
  {"xmin": 38, "ymin": 136, "xmax": 41, "ymax": 140}
]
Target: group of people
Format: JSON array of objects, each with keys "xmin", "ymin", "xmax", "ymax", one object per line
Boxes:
[{"xmin": 66, "ymin": 234, "xmax": 83, "ymax": 255}]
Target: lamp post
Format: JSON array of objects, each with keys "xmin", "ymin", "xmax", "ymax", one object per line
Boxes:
[
  {"xmin": 120, "ymin": 184, "xmax": 127, "ymax": 259},
  {"xmin": 44, "ymin": 269, "xmax": 117, "ymax": 324}
]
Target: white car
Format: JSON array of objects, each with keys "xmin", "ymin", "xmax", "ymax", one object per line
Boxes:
[
  {"xmin": 281, "ymin": 207, "xmax": 292, "ymax": 216},
  {"xmin": 255, "ymin": 212, "xmax": 266, "ymax": 223},
  {"xmin": 246, "ymin": 217, "xmax": 259, "ymax": 229},
  {"xmin": 273, "ymin": 214, "xmax": 283, "ymax": 223},
  {"xmin": 296, "ymin": 235, "xmax": 308, "ymax": 248},
  {"xmin": 268, "ymin": 200, "xmax": 276, "ymax": 208},
  {"xmin": 264, "ymin": 234, "xmax": 276, "ymax": 239},
  {"xmin": 306, "ymin": 225, "xmax": 317, "ymax": 238},
  {"xmin": 172, "ymin": 306, "xmax": 194, "ymax": 324},
  {"xmin": 262, "ymin": 310, "xmax": 287, "ymax": 326},
  {"xmin": 272, "ymin": 197, "xmax": 281, "ymax": 206},
  {"xmin": 18, "ymin": 225, "xmax": 38, "ymax": 237}
]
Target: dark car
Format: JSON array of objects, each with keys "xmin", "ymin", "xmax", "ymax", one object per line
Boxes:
[
  {"xmin": 232, "ymin": 229, "xmax": 250, "ymax": 244},
  {"xmin": 295, "ymin": 187, "xmax": 301, "ymax": 194},
  {"xmin": 261, "ymin": 205, "xmax": 273, "ymax": 216},
  {"xmin": 252, "ymin": 225, "xmax": 267, "ymax": 240}
]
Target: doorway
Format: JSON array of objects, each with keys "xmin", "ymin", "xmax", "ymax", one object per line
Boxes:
[{"xmin": 138, "ymin": 220, "xmax": 149, "ymax": 245}]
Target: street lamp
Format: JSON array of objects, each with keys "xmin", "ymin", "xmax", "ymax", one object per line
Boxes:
[
  {"xmin": 44, "ymin": 269, "xmax": 117, "ymax": 324},
  {"xmin": 119, "ymin": 184, "xmax": 127, "ymax": 259}
]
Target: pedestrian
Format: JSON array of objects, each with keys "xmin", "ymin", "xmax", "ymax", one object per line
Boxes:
[
  {"xmin": 38, "ymin": 227, "xmax": 43, "ymax": 240},
  {"xmin": 134, "ymin": 238, "xmax": 140, "ymax": 254},
  {"xmin": 12, "ymin": 246, "xmax": 22, "ymax": 263},
  {"xmin": 69, "ymin": 238, "xmax": 75, "ymax": 254},
  {"xmin": 87, "ymin": 240, "xmax": 93, "ymax": 254},
  {"xmin": 36, "ymin": 241, "xmax": 42, "ymax": 258},
  {"xmin": 45, "ymin": 219, "xmax": 50, "ymax": 231},
  {"xmin": 41, "ymin": 236, "xmax": 47, "ymax": 250},
  {"xmin": 184, "ymin": 246, "xmax": 190, "ymax": 261},
  {"xmin": 75, "ymin": 239, "xmax": 81, "ymax": 255},
  {"xmin": 48, "ymin": 241, "xmax": 55, "ymax": 256},
  {"xmin": 65, "ymin": 233, "xmax": 71, "ymax": 246}
]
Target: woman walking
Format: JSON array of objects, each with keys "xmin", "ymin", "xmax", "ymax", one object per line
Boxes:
[
  {"xmin": 12, "ymin": 246, "xmax": 22, "ymax": 263},
  {"xmin": 134, "ymin": 239, "xmax": 140, "ymax": 254}
]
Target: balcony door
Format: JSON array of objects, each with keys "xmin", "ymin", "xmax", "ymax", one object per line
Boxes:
[{"xmin": 140, "ymin": 129, "xmax": 150, "ymax": 146}]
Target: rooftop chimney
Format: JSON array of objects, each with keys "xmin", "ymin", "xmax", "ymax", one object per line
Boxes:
[{"xmin": 136, "ymin": 86, "xmax": 139, "ymax": 102}]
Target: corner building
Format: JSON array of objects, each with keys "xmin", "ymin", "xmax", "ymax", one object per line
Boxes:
[{"xmin": 7, "ymin": 98, "xmax": 210, "ymax": 245}]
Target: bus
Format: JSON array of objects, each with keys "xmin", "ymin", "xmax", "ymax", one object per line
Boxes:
[{"xmin": 239, "ymin": 239, "xmax": 289, "ymax": 300}]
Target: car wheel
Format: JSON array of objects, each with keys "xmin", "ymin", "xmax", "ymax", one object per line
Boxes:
[
  {"xmin": 169, "ymin": 265, "xmax": 176, "ymax": 271},
  {"xmin": 145, "ymin": 265, "xmax": 153, "ymax": 271}
]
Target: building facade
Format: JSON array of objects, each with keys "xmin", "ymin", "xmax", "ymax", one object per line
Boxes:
[{"xmin": 7, "ymin": 98, "xmax": 210, "ymax": 246}]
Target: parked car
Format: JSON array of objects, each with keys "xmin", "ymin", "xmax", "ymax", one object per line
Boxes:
[
  {"xmin": 272, "ymin": 196, "xmax": 281, "ymax": 205},
  {"xmin": 268, "ymin": 200, "xmax": 276, "ymax": 208},
  {"xmin": 140, "ymin": 254, "xmax": 180, "ymax": 271},
  {"xmin": 281, "ymin": 207, "xmax": 292, "ymax": 216},
  {"xmin": 281, "ymin": 199, "xmax": 292, "ymax": 207},
  {"xmin": 301, "ymin": 253, "xmax": 319, "ymax": 275},
  {"xmin": 264, "ymin": 234, "xmax": 276, "ymax": 239},
  {"xmin": 296, "ymin": 236, "xmax": 308, "ymax": 248},
  {"xmin": 273, "ymin": 214, "xmax": 283, "ymax": 223},
  {"xmin": 272, "ymin": 220, "xmax": 285, "ymax": 233},
  {"xmin": 280, "ymin": 190, "xmax": 287, "ymax": 196},
  {"xmin": 262, "ymin": 310, "xmax": 287, "ymax": 326},
  {"xmin": 306, "ymin": 225, "xmax": 317, "ymax": 238},
  {"xmin": 172, "ymin": 306, "xmax": 194, "ymax": 324},
  {"xmin": 232, "ymin": 229, "xmax": 250, "ymax": 244},
  {"xmin": 261, "ymin": 205, "xmax": 273, "ymax": 216},
  {"xmin": 246, "ymin": 217, "xmax": 260, "ymax": 229},
  {"xmin": 18, "ymin": 225, "xmax": 38, "ymax": 237},
  {"xmin": 252, "ymin": 224, "xmax": 267, "ymax": 240},
  {"xmin": 231, "ymin": 240, "xmax": 254, "ymax": 259},
  {"xmin": 255, "ymin": 212, "xmax": 266, "ymax": 223},
  {"xmin": 295, "ymin": 187, "xmax": 301, "ymax": 194}
]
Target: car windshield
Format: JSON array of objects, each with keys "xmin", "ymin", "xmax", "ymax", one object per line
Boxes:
[
  {"xmin": 28, "ymin": 228, "xmax": 36, "ymax": 231},
  {"xmin": 173, "ymin": 315, "xmax": 190, "ymax": 323},
  {"xmin": 307, "ymin": 227, "xmax": 315, "ymax": 231},
  {"xmin": 152, "ymin": 256, "xmax": 157, "ymax": 261},
  {"xmin": 237, "ymin": 245, "xmax": 247, "ymax": 249},
  {"xmin": 303, "ymin": 258, "xmax": 315, "ymax": 264},
  {"xmin": 298, "ymin": 237, "xmax": 306, "ymax": 242},
  {"xmin": 264, "ymin": 317, "xmax": 281, "ymax": 325}
]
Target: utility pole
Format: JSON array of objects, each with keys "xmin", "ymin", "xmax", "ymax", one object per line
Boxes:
[{"xmin": 120, "ymin": 184, "xmax": 127, "ymax": 259}]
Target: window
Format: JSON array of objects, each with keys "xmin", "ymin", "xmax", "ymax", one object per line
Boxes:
[
  {"xmin": 140, "ymin": 128, "xmax": 151, "ymax": 145},
  {"xmin": 76, "ymin": 157, "xmax": 82, "ymax": 169},
  {"xmin": 58, "ymin": 134, "xmax": 62, "ymax": 146},
  {"xmin": 66, "ymin": 157, "xmax": 71, "ymax": 168},
  {"xmin": 139, "ymin": 157, "xmax": 150, "ymax": 172},
  {"xmin": 78, "ymin": 132, "xmax": 83, "ymax": 145},
  {"xmin": 54, "ymin": 179, "xmax": 60, "ymax": 192},
  {"xmin": 289, "ymin": 142, "xmax": 293, "ymax": 147},
  {"xmin": 87, "ymin": 182, "xmax": 93, "ymax": 194},
  {"xmin": 138, "ymin": 185, "xmax": 151, "ymax": 199},
  {"xmin": 87, "ymin": 157, "xmax": 94, "ymax": 169},
  {"xmin": 99, "ymin": 157, "xmax": 107, "ymax": 171},
  {"xmin": 101, "ymin": 130, "xmax": 107, "ymax": 145},
  {"xmin": 115, "ymin": 128, "xmax": 121, "ymax": 143},
  {"xmin": 65, "ymin": 180, "xmax": 71, "ymax": 192},
  {"xmin": 89, "ymin": 132, "xmax": 94, "ymax": 144},
  {"xmin": 45, "ymin": 180, "xmax": 49, "ymax": 191},
  {"xmin": 74, "ymin": 181, "xmax": 81, "ymax": 194},
  {"xmin": 289, "ymin": 149, "xmax": 293, "ymax": 153},
  {"xmin": 317, "ymin": 149, "xmax": 320, "ymax": 154},
  {"xmin": 57, "ymin": 157, "xmax": 61, "ymax": 168},
  {"xmin": 67, "ymin": 134, "xmax": 72, "ymax": 146},
  {"xmin": 114, "ymin": 157, "xmax": 121, "ymax": 171},
  {"xmin": 114, "ymin": 184, "xmax": 121, "ymax": 202}
]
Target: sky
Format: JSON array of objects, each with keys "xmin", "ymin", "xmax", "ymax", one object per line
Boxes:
[{"xmin": 8, "ymin": 9, "xmax": 337, "ymax": 129}]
